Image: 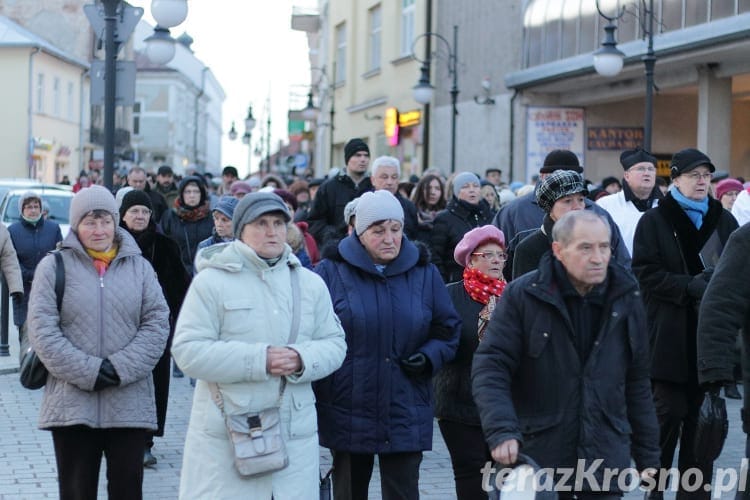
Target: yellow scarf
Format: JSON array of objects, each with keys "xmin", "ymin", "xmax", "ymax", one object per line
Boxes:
[{"xmin": 86, "ymin": 245, "xmax": 118, "ymax": 277}]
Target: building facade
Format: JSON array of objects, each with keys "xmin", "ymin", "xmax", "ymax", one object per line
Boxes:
[{"xmin": 0, "ymin": 15, "xmax": 90, "ymax": 182}]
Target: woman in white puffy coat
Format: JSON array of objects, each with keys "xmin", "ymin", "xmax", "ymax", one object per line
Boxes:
[{"xmin": 172, "ymin": 192, "xmax": 346, "ymax": 500}]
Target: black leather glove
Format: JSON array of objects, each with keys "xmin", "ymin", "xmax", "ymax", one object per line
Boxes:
[
  {"xmin": 686, "ymin": 274, "xmax": 709, "ymax": 299},
  {"xmin": 400, "ymin": 352, "xmax": 432, "ymax": 377},
  {"xmin": 93, "ymin": 358, "xmax": 120, "ymax": 391},
  {"xmin": 701, "ymin": 381, "xmax": 723, "ymax": 396}
]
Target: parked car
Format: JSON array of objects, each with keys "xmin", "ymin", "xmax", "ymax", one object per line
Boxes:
[{"xmin": 0, "ymin": 188, "xmax": 73, "ymax": 236}]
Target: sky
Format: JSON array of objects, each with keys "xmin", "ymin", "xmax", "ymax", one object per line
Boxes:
[{"xmin": 129, "ymin": 0, "xmax": 316, "ymax": 176}]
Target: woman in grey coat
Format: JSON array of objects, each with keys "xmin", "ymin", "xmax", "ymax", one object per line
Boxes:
[{"xmin": 28, "ymin": 185, "xmax": 170, "ymax": 500}]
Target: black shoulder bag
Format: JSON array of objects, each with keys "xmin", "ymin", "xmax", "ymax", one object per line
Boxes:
[{"xmin": 19, "ymin": 251, "xmax": 64, "ymax": 390}]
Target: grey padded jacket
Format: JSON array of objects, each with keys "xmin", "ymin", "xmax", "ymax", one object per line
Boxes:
[{"xmin": 28, "ymin": 227, "xmax": 170, "ymax": 430}]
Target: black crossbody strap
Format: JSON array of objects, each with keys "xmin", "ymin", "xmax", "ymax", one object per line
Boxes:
[{"xmin": 52, "ymin": 251, "xmax": 65, "ymax": 312}]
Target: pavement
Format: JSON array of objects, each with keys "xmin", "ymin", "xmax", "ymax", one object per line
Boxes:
[{"xmin": 0, "ymin": 325, "xmax": 747, "ymax": 499}]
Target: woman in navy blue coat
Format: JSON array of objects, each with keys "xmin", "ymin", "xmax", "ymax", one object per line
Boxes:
[{"xmin": 315, "ymin": 190, "xmax": 461, "ymax": 500}]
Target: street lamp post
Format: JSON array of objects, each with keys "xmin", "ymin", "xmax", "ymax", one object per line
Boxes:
[
  {"xmin": 593, "ymin": 0, "xmax": 656, "ymax": 152},
  {"xmin": 228, "ymin": 106, "xmax": 256, "ymax": 173},
  {"xmin": 412, "ymin": 25, "xmax": 459, "ymax": 174},
  {"xmin": 300, "ymin": 65, "xmax": 336, "ymax": 172},
  {"xmin": 91, "ymin": 0, "xmax": 186, "ymax": 190}
]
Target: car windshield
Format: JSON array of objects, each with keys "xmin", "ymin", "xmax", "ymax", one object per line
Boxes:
[{"xmin": 4, "ymin": 194, "xmax": 71, "ymax": 224}]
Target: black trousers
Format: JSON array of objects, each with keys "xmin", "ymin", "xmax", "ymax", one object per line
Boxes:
[
  {"xmin": 51, "ymin": 425, "xmax": 146, "ymax": 500},
  {"xmin": 438, "ymin": 419, "xmax": 492, "ymax": 499},
  {"xmin": 652, "ymin": 380, "xmax": 713, "ymax": 500},
  {"xmin": 332, "ymin": 450, "xmax": 423, "ymax": 500},
  {"xmin": 146, "ymin": 340, "xmax": 172, "ymax": 448}
]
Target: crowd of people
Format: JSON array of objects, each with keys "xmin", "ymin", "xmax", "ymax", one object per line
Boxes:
[{"xmin": 1, "ymin": 137, "xmax": 747, "ymax": 499}]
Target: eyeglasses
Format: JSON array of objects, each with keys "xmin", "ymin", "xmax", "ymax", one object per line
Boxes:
[
  {"xmin": 126, "ymin": 208, "xmax": 152, "ymax": 217},
  {"xmin": 471, "ymin": 251, "xmax": 507, "ymax": 262},
  {"xmin": 629, "ymin": 165, "xmax": 656, "ymax": 173},
  {"xmin": 683, "ymin": 172, "xmax": 713, "ymax": 181}
]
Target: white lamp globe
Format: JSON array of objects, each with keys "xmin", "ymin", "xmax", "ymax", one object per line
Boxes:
[{"xmin": 151, "ymin": 0, "xmax": 188, "ymax": 28}]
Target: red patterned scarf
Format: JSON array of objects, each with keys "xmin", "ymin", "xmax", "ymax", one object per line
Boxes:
[
  {"xmin": 173, "ymin": 198, "xmax": 210, "ymax": 222},
  {"xmin": 463, "ymin": 266, "xmax": 506, "ymax": 305}
]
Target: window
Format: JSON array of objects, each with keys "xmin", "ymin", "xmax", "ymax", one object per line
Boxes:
[
  {"xmin": 67, "ymin": 81, "xmax": 74, "ymax": 120},
  {"xmin": 53, "ymin": 77, "xmax": 61, "ymax": 117},
  {"xmin": 369, "ymin": 5, "xmax": 382, "ymax": 71},
  {"xmin": 36, "ymin": 73, "xmax": 44, "ymax": 113},
  {"xmin": 400, "ymin": 0, "xmax": 415, "ymax": 56},
  {"xmin": 336, "ymin": 23, "xmax": 346, "ymax": 83}
]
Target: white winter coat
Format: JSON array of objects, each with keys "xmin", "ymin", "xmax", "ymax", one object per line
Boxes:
[
  {"xmin": 172, "ymin": 241, "xmax": 346, "ymax": 500},
  {"xmin": 597, "ymin": 190, "xmax": 659, "ymax": 256}
]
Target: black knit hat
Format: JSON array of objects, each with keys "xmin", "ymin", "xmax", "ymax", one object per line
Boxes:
[
  {"xmin": 344, "ymin": 138, "xmax": 370, "ymax": 165},
  {"xmin": 540, "ymin": 150, "xmax": 583, "ymax": 174},
  {"xmin": 620, "ymin": 147, "xmax": 656, "ymax": 170},
  {"xmin": 119, "ymin": 189, "xmax": 153, "ymax": 218},
  {"xmin": 670, "ymin": 148, "xmax": 715, "ymax": 179}
]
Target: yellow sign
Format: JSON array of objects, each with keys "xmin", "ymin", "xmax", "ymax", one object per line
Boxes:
[
  {"xmin": 656, "ymin": 158, "xmax": 671, "ymax": 178},
  {"xmin": 398, "ymin": 110, "xmax": 421, "ymax": 128}
]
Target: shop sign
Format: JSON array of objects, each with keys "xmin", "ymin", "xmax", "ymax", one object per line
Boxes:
[
  {"xmin": 384, "ymin": 107, "xmax": 399, "ymax": 146},
  {"xmin": 587, "ymin": 127, "xmax": 644, "ymax": 150},
  {"xmin": 526, "ymin": 107, "xmax": 585, "ymax": 181}
]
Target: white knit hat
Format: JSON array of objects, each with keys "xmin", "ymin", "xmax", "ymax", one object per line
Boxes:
[
  {"xmin": 354, "ymin": 191, "xmax": 404, "ymax": 236},
  {"xmin": 69, "ymin": 185, "xmax": 119, "ymax": 231}
]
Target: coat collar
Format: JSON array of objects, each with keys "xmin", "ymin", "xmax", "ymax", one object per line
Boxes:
[{"xmin": 333, "ymin": 233, "xmax": 425, "ymax": 277}]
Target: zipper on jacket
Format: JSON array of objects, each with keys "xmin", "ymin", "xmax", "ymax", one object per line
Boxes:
[{"xmin": 97, "ymin": 270, "xmax": 105, "ymax": 425}]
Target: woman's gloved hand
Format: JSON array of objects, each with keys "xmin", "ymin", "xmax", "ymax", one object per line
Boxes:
[
  {"xmin": 400, "ymin": 352, "xmax": 432, "ymax": 377},
  {"xmin": 93, "ymin": 358, "xmax": 121, "ymax": 391}
]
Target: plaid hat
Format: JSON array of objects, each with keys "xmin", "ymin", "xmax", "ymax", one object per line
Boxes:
[
  {"xmin": 715, "ymin": 178, "xmax": 743, "ymax": 200},
  {"xmin": 619, "ymin": 147, "xmax": 656, "ymax": 170},
  {"xmin": 354, "ymin": 190, "xmax": 404, "ymax": 236},
  {"xmin": 232, "ymin": 192, "xmax": 290, "ymax": 239},
  {"xmin": 535, "ymin": 170, "xmax": 587, "ymax": 213},
  {"xmin": 454, "ymin": 225, "xmax": 505, "ymax": 268},
  {"xmin": 344, "ymin": 138, "xmax": 370, "ymax": 164},
  {"xmin": 69, "ymin": 185, "xmax": 119, "ymax": 231},
  {"xmin": 670, "ymin": 148, "xmax": 715, "ymax": 179},
  {"xmin": 539, "ymin": 150, "xmax": 583, "ymax": 174}
]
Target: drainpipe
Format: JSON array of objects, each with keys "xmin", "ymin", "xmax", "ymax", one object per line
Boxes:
[
  {"xmin": 79, "ymin": 68, "xmax": 90, "ymax": 180},
  {"xmin": 27, "ymin": 47, "xmax": 41, "ymax": 178},
  {"xmin": 508, "ymin": 89, "xmax": 519, "ymax": 182},
  {"xmin": 193, "ymin": 66, "xmax": 209, "ymax": 173}
]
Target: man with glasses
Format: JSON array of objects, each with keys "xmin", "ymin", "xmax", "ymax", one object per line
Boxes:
[
  {"xmin": 597, "ymin": 148, "xmax": 664, "ymax": 256},
  {"xmin": 632, "ymin": 148, "xmax": 738, "ymax": 499},
  {"xmin": 124, "ymin": 166, "xmax": 168, "ymax": 223}
]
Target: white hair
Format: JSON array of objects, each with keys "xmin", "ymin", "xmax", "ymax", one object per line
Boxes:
[{"xmin": 371, "ymin": 156, "xmax": 401, "ymax": 178}]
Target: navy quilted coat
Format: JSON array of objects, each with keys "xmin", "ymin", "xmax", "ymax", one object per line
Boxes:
[{"xmin": 314, "ymin": 235, "xmax": 461, "ymax": 453}]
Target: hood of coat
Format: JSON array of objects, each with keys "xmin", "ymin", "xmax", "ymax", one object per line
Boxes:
[
  {"xmin": 322, "ymin": 233, "xmax": 429, "ymax": 277},
  {"xmin": 195, "ymin": 239, "xmax": 300, "ymax": 274},
  {"xmin": 61, "ymin": 226, "xmax": 142, "ymax": 262}
]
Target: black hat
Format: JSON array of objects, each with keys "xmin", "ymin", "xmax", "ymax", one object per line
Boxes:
[
  {"xmin": 540, "ymin": 150, "xmax": 583, "ymax": 174},
  {"xmin": 485, "ymin": 167, "xmax": 502, "ymax": 176},
  {"xmin": 308, "ymin": 177, "xmax": 325, "ymax": 187},
  {"xmin": 670, "ymin": 148, "xmax": 715, "ymax": 179},
  {"xmin": 601, "ymin": 176, "xmax": 621, "ymax": 190},
  {"xmin": 222, "ymin": 165, "xmax": 239, "ymax": 178},
  {"xmin": 157, "ymin": 165, "xmax": 174, "ymax": 176},
  {"xmin": 619, "ymin": 147, "xmax": 656, "ymax": 170},
  {"xmin": 344, "ymin": 138, "xmax": 370, "ymax": 164},
  {"xmin": 119, "ymin": 189, "xmax": 153, "ymax": 218}
]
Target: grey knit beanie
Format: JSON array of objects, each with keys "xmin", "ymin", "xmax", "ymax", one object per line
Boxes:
[
  {"xmin": 232, "ymin": 192, "xmax": 291, "ymax": 239},
  {"xmin": 69, "ymin": 185, "xmax": 119, "ymax": 231},
  {"xmin": 452, "ymin": 171, "xmax": 481, "ymax": 194},
  {"xmin": 354, "ymin": 190, "xmax": 404, "ymax": 236}
]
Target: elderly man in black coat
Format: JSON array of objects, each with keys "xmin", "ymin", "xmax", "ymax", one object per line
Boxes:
[
  {"xmin": 473, "ymin": 210, "xmax": 659, "ymax": 499},
  {"xmin": 632, "ymin": 148, "xmax": 738, "ymax": 499},
  {"xmin": 697, "ymin": 222, "xmax": 750, "ymax": 498}
]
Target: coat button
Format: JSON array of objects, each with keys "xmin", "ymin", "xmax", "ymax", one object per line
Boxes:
[
  {"xmin": 612, "ymin": 312, "xmax": 619, "ymax": 317},
  {"xmin": 543, "ymin": 333, "xmax": 549, "ymax": 337},
  {"xmin": 385, "ymin": 357, "xmax": 390, "ymax": 363}
]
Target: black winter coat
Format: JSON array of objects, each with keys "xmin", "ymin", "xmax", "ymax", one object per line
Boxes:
[
  {"xmin": 430, "ymin": 197, "xmax": 494, "ymax": 284},
  {"xmin": 697, "ymin": 223, "xmax": 750, "ymax": 420},
  {"xmin": 472, "ymin": 254, "xmax": 659, "ymax": 491},
  {"xmin": 307, "ymin": 174, "xmax": 373, "ymax": 245},
  {"xmin": 632, "ymin": 192, "xmax": 737, "ymax": 384},
  {"xmin": 395, "ymin": 192, "xmax": 419, "ymax": 241},
  {"xmin": 433, "ymin": 281, "xmax": 483, "ymax": 425},
  {"xmin": 160, "ymin": 205, "xmax": 214, "ymax": 276}
]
